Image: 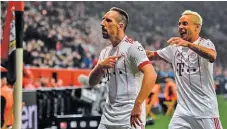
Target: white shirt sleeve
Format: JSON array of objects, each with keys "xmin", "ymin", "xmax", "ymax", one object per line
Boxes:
[
  {"xmin": 98, "ymin": 49, "xmax": 104, "ymax": 61},
  {"xmin": 199, "ymin": 39, "xmax": 216, "ymax": 63},
  {"xmin": 200, "ymin": 39, "xmax": 216, "ymax": 51},
  {"xmin": 128, "ymin": 41, "xmax": 150, "ymax": 69},
  {"xmin": 157, "ymin": 45, "xmax": 173, "ymax": 63}
]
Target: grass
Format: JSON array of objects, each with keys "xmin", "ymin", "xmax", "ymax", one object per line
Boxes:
[{"xmin": 145, "ymin": 95, "xmax": 227, "ymax": 129}]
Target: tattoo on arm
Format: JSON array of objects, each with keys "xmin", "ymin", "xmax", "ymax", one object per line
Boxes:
[{"xmin": 189, "ymin": 44, "xmax": 216, "ymax": 62}]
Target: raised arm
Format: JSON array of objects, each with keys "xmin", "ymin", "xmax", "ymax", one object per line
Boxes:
[
  {"xmin": 168, "ymin": 37, "xmax": 216, "ymax": 62},
  {"xmin": 188, "ymin": 43, "xmax": 216, "ymax": 62}
]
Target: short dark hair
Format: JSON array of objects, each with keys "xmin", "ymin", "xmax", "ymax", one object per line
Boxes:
[{"xmin": 110, "ymin": 7, "xmax": 129, "ymax": 32}]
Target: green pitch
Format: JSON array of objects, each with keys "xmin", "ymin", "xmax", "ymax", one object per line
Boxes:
[{"xmin": 146, "ymin": 95, "xmax": 227, "ymax": 129}]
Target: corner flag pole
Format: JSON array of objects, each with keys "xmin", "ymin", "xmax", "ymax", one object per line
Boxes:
[
  {"xmin": 12, "ymin": 1, "xmax": 24, "ymax": 129},
  {"xmin": 0, "ymin": 1, "xmax": 14, "ymax": 62}
]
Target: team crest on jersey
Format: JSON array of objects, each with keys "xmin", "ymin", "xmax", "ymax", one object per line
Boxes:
[{"xmin": 189, "ymin": 52, "xmax": 197, "ymax": 59}]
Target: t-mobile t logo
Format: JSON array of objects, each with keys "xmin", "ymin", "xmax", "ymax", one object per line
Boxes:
[{"xmin": 177, "ymin": 63, "xmax": 184, "ymax": 76}]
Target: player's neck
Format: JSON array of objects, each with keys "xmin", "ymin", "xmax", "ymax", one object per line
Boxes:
[
  {"xmin": 191, "ymin": 35, "xmax": 199, "ymax": 43},
  {"xmin": 111, "ymin": 33, "xmax": 125, "ymax": 47}
]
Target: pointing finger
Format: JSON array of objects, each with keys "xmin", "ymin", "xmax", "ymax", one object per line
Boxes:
[
  {"xmin": 109, "ymin": 55, "xmax": 121, "ymax": 59},
  {"xmin": 109, "ymin": 59, "xmax": 116, "ymax": 62}
]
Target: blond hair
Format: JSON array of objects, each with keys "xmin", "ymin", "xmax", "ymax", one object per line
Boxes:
[{"xmin": 182, "ymin": 10, "xmax": 203, "ymax": 27}]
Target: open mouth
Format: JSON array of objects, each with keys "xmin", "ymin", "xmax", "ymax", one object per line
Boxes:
[
  {"xmin": 101, "ymin": 27, "xmax": 108, "ymax": 38},
  {"xmin": 102, "ymin": 29, "xmax": 108, "ymax": 36},
  {"xmin": 102, "ymin": 31, "xmax": 107, "ymax": 34},
  {"xmin": 102, "ymin": 26, "xmax": 107, "ymax": 33},
  {"xmin": 180, "ymin": 30, "xmax": 187, "ymax": 38},
  {"xmin": 102, "ymin": 31, "xmax": 108, "ymax": 38}
]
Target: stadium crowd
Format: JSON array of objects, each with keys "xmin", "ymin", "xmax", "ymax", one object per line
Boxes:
[{"xmin": 1, "ymin": 1, "xmax": 227, "ymax": 90}]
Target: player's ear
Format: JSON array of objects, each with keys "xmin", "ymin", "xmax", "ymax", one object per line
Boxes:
[
  {"xmin": 118, "ymin": 23, "xmax": 124, "ymax": 30},
  {"xmin": 195, "ymin": 24, "xmax": 200, "ymax": 32}
]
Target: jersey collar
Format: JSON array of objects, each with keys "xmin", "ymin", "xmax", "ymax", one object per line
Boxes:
[
  {"xmin": 193, "ymin": 37, "xmax": 201, "ymax": 45},
  {"xmin": 113, "ymin": 35, "xmax": 127, "ymax": 48}
]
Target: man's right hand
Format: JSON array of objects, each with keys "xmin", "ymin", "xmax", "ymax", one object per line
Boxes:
[
  {"xmin": 146, "ymin": 50, "xmax": 153, "ymax": 60},
  {"xmin": 89, "ymin": 55, "xmax": 120, "ymax": 86},
  {"xmin": 98, "ymin": 55, "xmax": 121, "ymax": 69},
  {"xmin": 146, "ymin": 50, "xmax": 161, "ymax": 61}
]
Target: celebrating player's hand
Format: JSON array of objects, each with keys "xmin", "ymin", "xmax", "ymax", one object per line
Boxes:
[
  {"xmin": 98, "ymin": 55, "xmax": 121, "ymax": 69},
  {"xmin": 146, "ymin": 50, "xmax": 153, "ymax": 60},
  {"xmin": 167, "ymin": 37, "xmax": 190, "ymax": 47},
  {"xmin": 130, "ymin": 102, "xmax": 143, "ymax": 128}
]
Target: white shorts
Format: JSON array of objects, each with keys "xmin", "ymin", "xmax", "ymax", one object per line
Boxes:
[
  {"xmin": 97, "ymin": 123, "xmax": 145, "ymax": 129},
  {"xmin": 98, "ymin": 102, "xmax": 146, "ymax": 129},
  {"xmin": 169, "ymin": 115, "xmax": 223, "ymax": 129}
]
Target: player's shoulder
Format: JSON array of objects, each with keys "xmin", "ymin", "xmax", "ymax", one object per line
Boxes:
[
  {"xmin": 199, "ymin": 37, "xmax": 215, "ymax": 46},
  {"xmin": 200, "ymin": 37, "xmax": 213, "ymax": 44},
  {"xmin": 123, "ymin": 37, "xmax": 141, "ymax": 46},
  {"xmin": 124, "ymin": 36, "xmax": 134, "ymax": 44},
  {"xmin": 124, "ymin": 37, "xmax": 143, "ymax": 48}
]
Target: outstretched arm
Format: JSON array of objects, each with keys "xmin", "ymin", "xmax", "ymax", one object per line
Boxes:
[{"xmin": 146, "ymin": 50, "xmax": 163, "ymax": 61}]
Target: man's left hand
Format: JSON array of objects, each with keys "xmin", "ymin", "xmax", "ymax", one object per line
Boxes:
[
  {"xmin": 167, "ymin": 37, "xmax": 190, "ymax": 47},
  {"xmin": 130, "ymin": 102, "xmax": 143, "ymax": 128}
]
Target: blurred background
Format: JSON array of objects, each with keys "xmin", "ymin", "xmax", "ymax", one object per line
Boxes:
[{"xmin": 1, "ymin": 1, "xmax": 227, "ymax": 129}]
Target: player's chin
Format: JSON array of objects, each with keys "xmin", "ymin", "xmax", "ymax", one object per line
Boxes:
[{"xmin": 180, "ymin": 35, "xmax": 187, "ymax": 40}]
